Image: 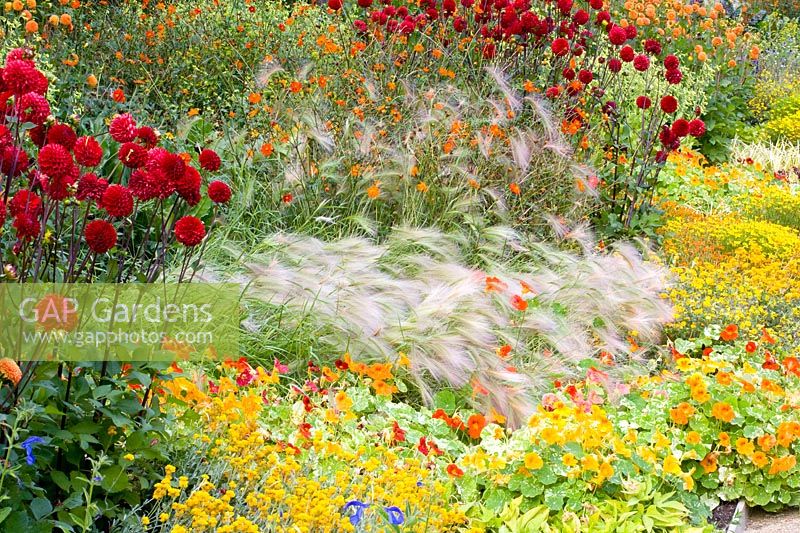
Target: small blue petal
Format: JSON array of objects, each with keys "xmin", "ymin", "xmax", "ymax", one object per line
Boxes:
[
  {"xmin": 385, "ymin": 506, "xmax": 405, "ymax": 526},
  {"xmin": 343, "ymin": 500, "xmax": 370, "ymax": 526}
]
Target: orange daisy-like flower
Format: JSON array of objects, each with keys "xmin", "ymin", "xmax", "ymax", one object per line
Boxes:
[{"xmin": 0, "ymin": 358, "xmax": 22, "ymax": 386}]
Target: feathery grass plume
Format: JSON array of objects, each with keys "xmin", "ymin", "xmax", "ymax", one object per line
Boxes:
[
  {"xmin": 200, "ymin": 224, "xmax": 671, "ymax": 426},
  {"xmin": 731, "ymin": 138, "xmax": 800, "ymax": 177}
]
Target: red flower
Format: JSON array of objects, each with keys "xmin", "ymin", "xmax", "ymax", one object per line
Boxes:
[
  {"xmin": 328, "ymin": 0, "xmax": 342, "ymax": 9},
  {"xmin": 109, "ymin": 113, "xmax": 137, "ymax": 143},
  {"xmin": 198, "ymin": 149, "xmax": 221, "ymax": 172},
  {"xmin": 644, "ymin": 38, "xmax": 662, "ymax": 55},
  {"xmin": 783, "ymin": 357, "xmax": 800, "ymax": 377},
  {"xmin": 118, "ymin": 142, "xmax": 148, "ymax": 168},
  {"xmin": 573, "ymin": 9, "xmax": 589, "ymax": 25},
  {"xmin": 551, "ymin": 38, "xmax": 570, "ymax": 56},
  {"xmin": 665, "ymin": 68, "xmax": 683, "ymax": 84},
  {"xmin": 556, "ymin": 0, "xmax": 573, "ymax": 15},
  {"xmin": 46, "ymin": 124, "xmax": 77, "ymax": 150},
  {"xmin": 135, "ymin": 126, "xmax": 159, "ymax": 148},
  {"xmin": 208, "ymin": 180, "xmax": 232, "ymax": 204},
  {"xmin": 607, "ymin": 58, "xmax": 622, "ymax": 73},
  {"xmin": 660, "ymin": 95, "xmax": 678, "ymax": 114},
  {"xmin": 9, "ymin": 189, "xmax": 42, "ymax": 217},
  {"xmin": 619, "ymin": 45, "xmax": 635, "ymax": 62},
  {"xmin": 150, "ymin": 149, "xmax": 186, "ymax": 182},
  {"xmin": 636, "ymin": 96, "xmax": 652, "ymax": 109},
  {"xmin": 39, "ymin": 143, "xmax": 75, "ymax": 179},
  {"xmin": 0, "ymin": 145, "xmax": 30, "ymax": 178},
  {"xmin": 0, "ymin": 198, "xmax": 4, "ymax": 227},
  {"xmin": 13, "ymin": 213, "xmax": 40, "ymax": 240},
  {"xmin": 0, "ymin": 124, "xmax": 11, "ymax": 149},
  {"xmin": 763, "ymin": 353, "xmax": 780, "ymax": 371},
  {"xmin": 664, "ymin": 54, "xmax": 680, "ymax": 69},
  {"xmin": 174, "ymin": 215, "xmax": 206, "ymax": 247},
  {"xmin": 2, "ymin": 60, "xmax": 39, "ymax": 95},
  {"xmin": 16, "ymin": 92, "xmax": 50, "ymax": 125},
  {"xmin": 101, "ymin": 185, "xmax": 134, "ymax": 217},
  {"xmin": 76, "ymin": 172, "xmax": 108, "ymax": 201},
  {"xmin": 417, "ymin": 436, "xmax": 442, "ymax": 456},
  {"xmin": 745, "ymin": 341, "xmax": 757, "ymax": 353},
  {"xmin": 391, "ymin": 421, "xmax": 406, "ymax": 444},
  {"xmin": 589, "ymin": 0, "xmax": 602, "ymax": 8},
  {"xmin": 633, "ymin": 54, "xmax": 650, "ymax": 71},
  {"xmin": 43, "ymin": 165, "xmax": 79, "ymax": 201},
  {"xmin": 688, "ymin": 119, "xmax": 706, "ymax": 137},
  {"xmin": 84, "ymin": 219, "xmax": 117, "ymax": 254},
  {"xmin": 578, "ymin": 69, "xmax": 593, "ymax": 84},
  {"xmin": 74, "ymin": 136, "xmax": 103, "ymax": 167},
  {"xmin": 608, "ymin": 25, "xmax": 627, "ymax": 46},
  {"xmin": 282, "ymin": 192, "xmax": 293, "ymax": 203},
  {"xmin": 446, "ymin": 463, "xmax": 464, "ymax": 477},
  {"xmin": 671, "ymin": 119, "xmax": 690, "ymax": 138},
  {"xmin": 510, "ymin": 294, "xmax": 528, "ymax": 311},
  {"xmin": 174, "ymin": 165, "xmax": 202, "ymax": 206}
]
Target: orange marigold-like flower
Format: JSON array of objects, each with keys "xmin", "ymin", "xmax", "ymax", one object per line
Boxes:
[
  {"xmin": 711, "ymin": 402, "xmax": 735, "ymax": 423},
  {"xmin": 720, "ymin": 324, "xmax": 738, "ymax": 341},
  {"xmin": 0, "ymin": 358, "xmax": 22, "ymax": 386},
  {"xmin": 467, "ymin": 413, "xmax": 486, "ymax": 440}
]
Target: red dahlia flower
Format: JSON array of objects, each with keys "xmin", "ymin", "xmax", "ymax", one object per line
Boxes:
[
  {"xmin": 671, "ymin": 118, "xmax": 690, "ymax": 137},
  {"xmin": 688, "ymin": 119, "xmax": 706, "ymax": 137},
  {"xmin": 608, "ymin": 25, "xmax": 627, "ymax": 46},
  {"xmin": 46, "ymin": 124, "xmax": 77, "ymax": 149},
  {"xmin": 0, "ymin": 145, "xmax": 30, "ymax": 178},
  {"xmin": 633, "ymin": 54, "xmax": 650, "ymax": 71},
  {"xmin": 660, "ymin": 95, "xmax": 678, "ymax": 114},
  {"xmin": 636, "ymin": 96, "xmax": 652, "ymax": 109},
  {"xmin": 607, "ymin": 58, "xmax": 622, "ymax": 72},
  {"xmin": 109, "ymin": 113, "xmax": 137, "ymax": 143},
  {"xmin": 665, "ymin": 68, "xmax": 682, "ymax": 84},
  {"xmin": 16, "ymin": 92, "xmax": 50, "ymax": 125},
  {"xmin": 174, "ymin": 216, "xmax": 206, "ymax": 247},
  {"xmin": 175, "ymin": 166, "xmax": 201, "ymax": 206},
  {"xmin": 551, "ymin": 38, "xmax": 570, "ymax": 56},
  {"xmin": 118, "ymin": 142, "xmax": 148, "ymax": 168},
  {"xmin": 84, "ymin": 220, "xmax": 117, "ymax": 254},
  {"xmin": 100, "ymin": 185, "xmax": 134, "ymax": 217},
  {"xmin": 74, "ymin": 136, "xmax": 103, "ymax": 167},
  {"xmin": 135, "ymin": 126, "xmax": 159, "ymax": 148},
  {"xmin": 38, "ymin": 143, "xmax": 75, "ymax": 179},
  {"xmin": 13, "ymin": 213, "xmax": 40, "ymax": 240},
  {"xmin": 620, "ymin": 45, "xmax": 635, "ymax": 62},
  {"xmin": 664, "ymin": 54, "xmax": 680, "ymax": 70},
  {"xmin": 208, "ymin": 180, "xmax": 232, "ymax": 204},
  {"xmin": 198, "ymin": 149, "xmax": 221, "ymax": 172},
  {"xmin": 328, "ymin": 0, "xmax": 342, "ymax": 9},
  {"xmin": 76, "ymin": 172, "xmax": 108, "ymax": 201}
]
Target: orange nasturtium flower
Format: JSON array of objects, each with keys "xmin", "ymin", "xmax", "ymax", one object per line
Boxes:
[
  {"xmin": 467, "ymin": 413, "xmax": 486, "ymax": 439},
  {"xmin": 711, "ymin": 402, "xmax": 735, "ymax": 423}
]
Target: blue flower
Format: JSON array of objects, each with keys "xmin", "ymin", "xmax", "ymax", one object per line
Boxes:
[
  {"xmin": 385, "ymin": 506, "xmax": 405, "ymax": 525},
  {"xmin": 343, "ymin": 500, "xmax": 370, "ymax": 525},
  {"xmin": 21, "ymin": 436, "xmax": 44, "ymax": 466}
]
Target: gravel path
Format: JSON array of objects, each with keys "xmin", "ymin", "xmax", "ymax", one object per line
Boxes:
[{"xmin": 747, "ymin": 507, "xmax": 800, "ymax": 532}]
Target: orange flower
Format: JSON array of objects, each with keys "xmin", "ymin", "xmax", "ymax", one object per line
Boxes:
[
  {"xmin": 289, "ymin": 81, "xmax": 303, "ymax": 93},
  {"xmin": 768, "ymin": 455, "xmax": 796, "ymax": 475},
  {"xmin": 248, "ymin": 92, "xmax": 262, "ymax": 104},
  {"xmin": 718, "ymin": 432, "xmax": 731, "ymax": 448},
  {"xmin": 260, "ymin": 143, "xmax": 274, "ymax": 157},
  {"xmin": 758, "ymin": 434, "xmax": 777, "ymax": 452},
  {"xmin": 752, "ymin": 451, "xmax": 769, "ymax": 468},
  {"xmin": 510, "ymin": 294, "xmax": 528, "ymax": 312},
  {"xmin": 112, "ymin": 88, "xmax": 126, "ymax": 103},
  {"xmin": 700, "ymin": 452, "xmax": 718, "ymax": 473},
  {"xmin": 669, "ymin": 402, "xmax": 695, "ymax": 425},
  {"xmin": 467, "ymin": 413, "xmax": 486, "ymax": 439},
  {"xmin": 716, "ymin": 372, "xmax": 733, "ymax": 386},
  {"xmin": 0, "ymin": 358, "xmax": 22, "ymax": 386},
  {"xmin": 446, "ymin": 463, "xmax": 464, "ymax": 477},
  {"xmin": 366, "ymin": 181, "xmax": 381, "ymax": 199},
  {"xmin": 509, "ymin": 182, "xmax": 521, "ymax": 195},
  {"xmin": 686, "ymin": 431, "xmax": 702, "ymax": 445},
  {"xmin": 711, "ymin": 402, "xmax": 735, "ymax": 423},
  {"xmin": 720, "ymin": 324, "xmax": 738, "ymax": 341},
  {"xmin": 735, "ymin": 437, "xmax": 755, "ymax": 457}
]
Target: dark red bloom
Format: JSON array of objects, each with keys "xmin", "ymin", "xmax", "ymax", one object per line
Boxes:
[
  {"xmin": 665, "ymin": 68, "xmax": 683, "ymax": 84},
  {"xmin": 578, "ymin": 69, "xmax": 593, "ymax": 84},
  {"xmin": 0, "ymin": 145, "xmax": 30, "ymax": 178},
  {"xmin": 46, "ymin": 124, "xmax": 77, "ymax": 149},
  {"xmin": 39, "ymin": 143, "xmax": 75, "ymax": 179},
  {"xmin": 16, "ymin": 92, "xmax": 50, "ymax": 125},
  {"xmin": 118, "ymin": 142, "xmax": 148, "ymax": 168},
  {"xmin": 636, "ymin": 96, "xmax": 652, "ymax": 109},
  {"xmin": 101, "ymin": 185, "xmax": 134, "ymax": 217},
  {"xmin": 2, "ymin": 60, "xmax": 39, "ymax": 95},
  {"xmin": 74, "ymin": 136, "xmax": 103, "ymax": 167},
  {"xmin": 328, "ymin": 0, "xmax": 342, "ymax": 9},
  {"xmin": 660, "ymin": 95, "xmax": 678, "ymax": 114},
  {"xmin": 135, "ymin": 126, "xmax": 159, "ymax": 148},
  {"xmin": 664, "ymin": 54, "xmax": 680, "ymax": 70},
  {"xmin": 688, "ymin": 119, "xmax": 706, "ymax": 137},
  {"xmin": 198, "ymin": 149, "xmax": 221, "ymax": 172},
  {"xmin": 551, "ymin": 37, "xmax": 570, "ymax": 56},
  {"xmin": 573, "ymin": 9, "xmax": 589, "ymax": 25},
  {"xmin": 619, "ymin": 45, "xmax": 635, "ymax": 62},
  {"xmin": 208, "ymin": 180, "xmax": 232, "ymax": 204},
  {"xmin": 589, "ymin": 0, "xmax": 602, "ymax": 8},
  {"xmin": 644, "ymin": 39, "xmax": 662, "ymax": 55},
  {"xmin": 0, "ymin": 198, "xmax": 4, "ymax": 228},
  {"xmin": 174, "ymin": 215, "xmax": 206, "ymax": 247},
  {"xmin": 109, "ymin": 113, "xmax": 137, "ymax": 143},
  {"xmin": 43, "ymin": 165, "xmax": 79, "ymax": 201},
  {"xmin": 0, "ymin": 124, "xmax": 11, "ymax": 149},
  {"xmin": 633, "ymin": 54, "xmax": 650, "ymax": 71},
  {"xmin": 175, "ymin": 165, "xmax": 201, "ymax": 206},
  {"xmin": 13, "ymin": 213, "xmax": 40, "ymax": 240},
  {"xmin": 671, "ymin": 118, "xmax": 690, "ymax": 138},
  {"xmin": 76, "ymin": 172, "xmax": 108, "ymax": 201},
  {"xmin": 607, "ymin": 58, "xmax": 622, "ymax": 73},
  {"xmin": 84, "ymin": 219, "xmax": 117, "ymax": 254},
  {"xmin": 9, "ymin": 189, "xmax": 42, "ymax": 217},
  {"xmin": 608, "ymin": 25, "xmax": 627, "ymax": 46}
]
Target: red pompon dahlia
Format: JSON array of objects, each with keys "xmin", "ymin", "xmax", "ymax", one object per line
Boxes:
[
  {"xmin": 118, "ymin": 142, "xmax": 148, "ymax": 168},
  {"xmin": 100, "ymin": 185, "xmax": 134, "ymax": 217},
  {"xmin": 84, "ymin": 220, "xmax": 117, "ymax": 254},
  {"xmin": 175, "ymin": 165, "xmax": 201, "ymax": 206},
  {"xmin": 2, "ymin": 60, "xmax": 39, "ymax": 95},
  {"xmin": 135, "ymin": 126, "xmax": 159, "ymax": 148},
  {"xmin": 16, "ymin": 92, "xmax": 50, "ymax": 125},
  {"xmin": 589, "ymin": 0, "xmax": 603, "ymax": 8},
  {"xmin": 109, "ymin": 113, "xmax": 137, "ymax": 143},
  {"xmin": 0, "ymin": 198, "xmax": 5, "ymax": 227},
  {"xmin": 0, "ymin": 124, "xmax": 11, "ymax": 149},
  {"xmin": 28, "ymin": 124, "xmax": 46, "ymax": 147},
  {"xmin": 328, "ymin": 0, "xmax": 342, "ymax": 9},
  {"xmin": 76, "ymin": 172, "xmax": 108, "ymax": 201},
  {"xmin": 636, "ymin": 96, "xmax": 652, "ymax": 109},
  {"xmin": 551, "ymin": 38, "xmax": 570, "ymax": 56},
  {"xmin": 39, "ymin": 143, "xmax": 75, "ymax": 179},
  {"xmin": 573, "ymin": 9, "xmax": 589, "ymax": 25},
  {"xmin": 9, "ymin": 189, "xmax": 43, "ymax": 217},
  {"xmin": 633, "ymin": 54, "xmax": 650, "ymax": 71},
  {"xmin": 208, "ymin": 180, "xmax": 232, "ymax": 204},
  {"xmin": 619, "ymin": 45, "xmax": 635, "ymax": 62},
  {"xmin": 660, "ymin": 95, "xmax": 678, "ymax": 114},
  {"xmin": 74, "ymin": 136, "xmax": 103, "ymax": 167},
  {"xmin": 556, "ymin": 0, "xmax": 572, "ymax": 15},
  {"xmin": 688, "ymin": 119, "xmax": 706, "ymax": 137},
  {"xmin": 671, "ymin": 118, "xmax": 690, "ymax": 138},
  {"xmin": 128, "ymin": 169, "xmax": 159, "ymax": 201},
  {"xmin": 46, "ymin": 123, "xmax": 78, "ymax": 149},
  {"xmin": 149, "ymin": 149, "xmax": 186, "ymax": 182},
  {"xmin": 578, "ymin": 69, "xmax": 593, "ymax": 84},
  {"xmin": 13, "ymin": 213, "xmax": 40, "ymax": 241},
  {"xmin": 665, "ymin": 68, "xmax": 683, "ymax": 85},
  {"xmin": 664, "ymin": 54, "xmax": 680, "ymax": 70},
  {"xmin": 198, "ymin": 149, "xmax": 221, "ymax": 172},
  {"xmin": 607, "ymin": 58, "xmax": 622, "ymax": 73},
  {"xmin": 44, "ymin": 165, "xmax": 79, "ymax": 201},
  {"xmin": 0, "ymin": 145, "xmax": 30, "ymax": 178},
  {"xmin": 174, "ymin": 216, "xmax": 206, "ymax": 247},
  {"xmin": 608, "ymin": 25, "xmax": 627, "ymax": 46},
  {"xmin": 5, "ymin": 48, "xmax": 34, "ymax": 62}
]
